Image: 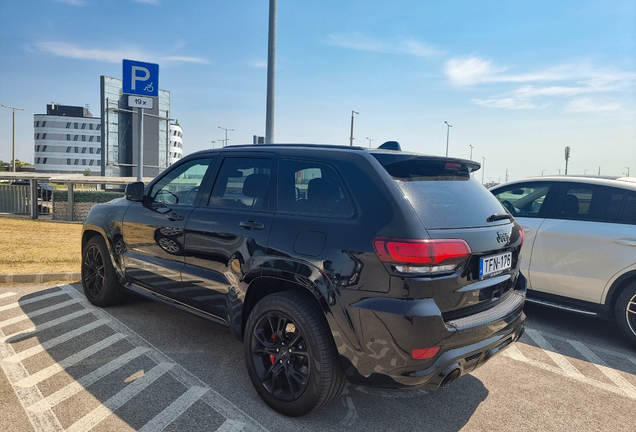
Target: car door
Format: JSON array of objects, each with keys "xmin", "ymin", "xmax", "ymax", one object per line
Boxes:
[
  {"xmin": 530, "ymin": 183, "xmax": 633, "ymax": 303},
  {"xmin": 122, "ymin": 157, "xmax": 215, "ymax": 301},
  {"xmin": 182, "ymin": 155, "xmax": 275, "ymax": 323},
  {"xmin": 491, "ymin": 181, "xmax": 558, "ymax": 289}
]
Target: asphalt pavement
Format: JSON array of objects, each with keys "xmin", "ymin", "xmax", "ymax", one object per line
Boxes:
[{"xmin": 1, "ymin": 282, "xmax": 635, "ymax": 432}]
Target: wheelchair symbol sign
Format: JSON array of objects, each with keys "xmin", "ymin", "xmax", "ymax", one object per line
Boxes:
[{"xmin": 123, "ymin": 59, "xmax": 159, "ymax": 97}]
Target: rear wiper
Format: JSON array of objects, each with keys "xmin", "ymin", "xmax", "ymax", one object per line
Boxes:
[{"xmin": 487, "ymin": 213, "xmax": 513, "ymax": 223}]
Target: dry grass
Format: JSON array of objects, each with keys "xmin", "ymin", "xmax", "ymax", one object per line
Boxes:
[{"xmin": 0, "ymin": 218, "xmax": 82, "ymax": 274}]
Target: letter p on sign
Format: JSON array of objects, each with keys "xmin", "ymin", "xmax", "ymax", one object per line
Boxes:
[{"xmin": 123, "ymin": 59, "xmax": 159, "ymax": 97}]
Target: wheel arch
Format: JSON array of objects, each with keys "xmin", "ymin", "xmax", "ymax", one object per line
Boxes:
[
  {"xmin": 604, "ymin": 269, "xmax": 636, "ymax": 318},
  {"xmin": 82, "ymin": 220, "xmax": 125, "ymax": 281}
]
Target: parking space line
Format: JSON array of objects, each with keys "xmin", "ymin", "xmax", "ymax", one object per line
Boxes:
[
  {"xmin": 2, "ymin": 319, "xmax": 109, "ymax": 363},
  {"xmin": 0, "ymin": 299, "xmax": 81, "ymax": 328},
  {"xmin": 65, "ymin": 362, "xmax": 175, "ymax": 432},
  {"xmin": 14, "ymin": 333, "xmax": 126, "ymax": 388},
  {"xmin": 28, "ymin": 346, "xmax": 150, "ymax": 413},
  {"xmin": 568, "ymin": 340, "xmax": 636, "ymax": 399},
  {"xmin": 0, "ymin": 291, "xmax": 68, "ymax": 312},
  {"xmin": 525, "ymin": 329, "xmax": 585, "ymax": 378},
  {"xmin": 0, "ymin": 292, "xmax": 18, "ymax": 300},
  {"xmin": 216, "ymin": 419, "xmax": 247, "ymax": 432},
  {"xmin": 138, "ymin": 385, "xmax": 209, "ymax": 432},
  {"xmin": 0, "ymin": 309, "xmax": 93, "ymax": 344}
]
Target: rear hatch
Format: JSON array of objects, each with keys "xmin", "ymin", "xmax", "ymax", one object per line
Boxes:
[{"xmin": 373, "ymin": 152, "xmax": 524, "ymax": 320}]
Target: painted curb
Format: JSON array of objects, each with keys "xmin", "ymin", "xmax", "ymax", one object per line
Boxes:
[{"xmin": 0, "ymin": 273, "xmax": 81, "ymax": 284}]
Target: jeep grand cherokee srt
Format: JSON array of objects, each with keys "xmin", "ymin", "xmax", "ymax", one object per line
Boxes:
[{"xmin": 81, "ymin": 143, "xmax": 526, "ymax": 416}]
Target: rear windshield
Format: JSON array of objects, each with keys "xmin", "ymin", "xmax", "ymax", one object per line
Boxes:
[{"xmin": 382, "ymin": 159, "xmax": 509, "ymax": 229}]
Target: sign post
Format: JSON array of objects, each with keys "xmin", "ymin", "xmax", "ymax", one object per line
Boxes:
[{"xmin": 122, "ymin": 59, "xmax": 159, "ymax": 181}]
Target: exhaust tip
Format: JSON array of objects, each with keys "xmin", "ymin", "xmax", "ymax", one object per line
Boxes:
[{"xmin": 440, "ymin": 368, "xmax": 461, "ymax": 388}]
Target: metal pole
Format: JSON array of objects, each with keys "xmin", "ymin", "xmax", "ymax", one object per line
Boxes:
[
  {"xmin": 349, "ymin": 110, "xmax": 358, "ymax": 146},
  {"xmin": 626, "ymin": 167, "xmax": 630, "ymax": 177},
  {"xmin": 445, "ymin": 121, "xmax": 452, "ymax": 157},
  {"xmin": 481, "ymin": 157, "xmax": 486, "ymax": 185},
  {"xmin": 366, "ymin": 137, "xmax": 373, "ymax": 148},
  {"xmin": 1, "ymin": 105, "xmax": 24, "ymax": 172},
  {"xmin": 469, "ymin": 145, "xmax": 473, "ymax": 160},
  {"xmin": 265, "ymin": 0, "xmax": 276, "ymax": 144},
  {"xmin": 219, "ymin": 126, "xmax": 233, "ymax": 147},
  {"xmin": 137, "ymin": 107, "xmax": 143, "ymax": 181}
]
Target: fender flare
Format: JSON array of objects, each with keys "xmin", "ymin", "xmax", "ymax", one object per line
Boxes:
[{"xmin": 82, "ymin": 219, "xmax": 125, "ymax": 280}]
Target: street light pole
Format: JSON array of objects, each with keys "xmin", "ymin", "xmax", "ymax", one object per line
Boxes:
[
  {"xmin": 557, "ymin": 169, "xmax": 561, "ymax": 175},
  {"xmin": 349, "ymin": 110, "xmax": 358, "ymax": 146},
  {"xmin": 265, "ymin": 0, "xmax": 276, "ymax": 144},
  {"xmin": 211, "ymin": 140, "xmax": 216, "ymax": 149},
  {"xmin": 1, "ymin": 104, "xmax": 24, "ymax": 172},
  {"xmin": 541, "ymin": 170, "xmax": 546, "ymax": 176},
  {"xmin": 626, "ymin": 167, "xmax": 630, "ymax": 177},
  {"xmin": 218, "ymin": 126, "xmax": 234, "ymax": 147},
  {"xmin": 444, "ymin": 121, "xmax": 452, "ymax": 157},
  {"xmin": 469, "ymin": 144, "xmax": 474, "ymax": 160},
  {"xmin": 366, "ymin": 137, "xmax": 374, "ymax": 148},
  {"xmin": 481, "ymin": 157, "xmax": 486, "ymax": 185}
]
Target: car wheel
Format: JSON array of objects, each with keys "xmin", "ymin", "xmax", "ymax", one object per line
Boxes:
[
  {"xmin": 615, "ymin": 282, "xmax": 636, "ymax": 346},
  {"xmin": 82, "ymin": 236, "xmax": 126, "ymax": 307},
  {"xmin": 244, "ymin": 291, "xmax": 346, "ymax": 416}
]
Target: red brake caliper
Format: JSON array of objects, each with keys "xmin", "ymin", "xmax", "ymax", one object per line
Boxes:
[{"xmin": 269, "ymin": 334, "xmax": 276, "ymax": 364}]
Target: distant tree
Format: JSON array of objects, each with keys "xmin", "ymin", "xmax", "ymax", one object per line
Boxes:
[{"xmin": 83, "ymin": 168, "xmax": 91, "ymax": 176}]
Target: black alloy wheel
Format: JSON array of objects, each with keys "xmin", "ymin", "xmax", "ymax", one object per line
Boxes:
[
  {"xmin": 251, "ymin": 311, "xmax": 310, "ymax": 401},
  {"xmin": 81, "ymin": 236, "xmax": 126, "ymax": 307},
  {"xmin": 244, "ymin": 291, "xmax": 347, "ymax": 416},
  {"xmin": 615, "ymin": 282, "xmax": 636, "ymax": 346},
  {"xmin": 83, "ymin": 244, "xmax": 105, "ymax": 298}
]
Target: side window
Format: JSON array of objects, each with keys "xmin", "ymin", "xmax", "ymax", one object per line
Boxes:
[
  {"xmin": 148, "ymin": 158, "xmax": 213, "ymax": 206},
  {"xmin": 557, "ymin": 185, "xmax": 625, "ymax": 223},
  {"xmin": 278, "ymin": 159, "xmax": 354, "ymax": 218},
  {"xmin": 208, "ymin": 158, "xmax": 272, "ymax": 211},
  {"xmin": 620, "ymin": 193, "xmax": 636, "ymax": 225},
  {"xmin": 492, "ymin": 183, "xmax": 551, "ymax": 218}
]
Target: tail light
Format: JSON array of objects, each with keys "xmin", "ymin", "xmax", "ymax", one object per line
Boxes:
[{"xmin": 373, "ymin": 238, "xmax": 471, "ymax": 275}]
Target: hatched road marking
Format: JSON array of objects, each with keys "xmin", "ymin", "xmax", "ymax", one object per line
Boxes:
[{"xmin": 0, "ymin": 284, "xmax": 269, "ymax": 432}]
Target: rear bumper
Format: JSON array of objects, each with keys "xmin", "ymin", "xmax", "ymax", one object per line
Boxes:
[{"xmin": 334, "ymin": 273, "xmax": 527, "ymax": 389}]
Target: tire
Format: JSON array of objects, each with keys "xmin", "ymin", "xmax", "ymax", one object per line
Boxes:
[
  {"xmin": 244, "ymin": 291, "xmax": 347, "ymax": 416},
  {"xmin": 81, "ymin": 236, "xmax": 126, "ymax": 307},
  {"xmin": 615, "ymin": 282, "xmax": 636, "ymax": 346}
]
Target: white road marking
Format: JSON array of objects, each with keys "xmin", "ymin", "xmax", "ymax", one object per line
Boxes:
[
  {"xmin": 216, "ymin": 419, "xmax": 247, "ymax": 432},
  {"xmin": 2, "ymin": 319, "xmax": 109, "ymax": 363},
  {"xmin": 0, "ymin": 291, "xmax": 68, "ymax": 312},
  {"xmin": 0, "ymin": 292, "xmax": 18, "ymax": 300},
  {"xmin": 28, "ymin": 346, "xmax": 150, "ymax": 413},
  {"xmin": 0, "ymin": 298, "xmax": 81, "ymax": 328},
  {"xmin": 65, "ymin": 362, "xmax": 175, "ymax": 432},
  {"xmin": 139, "ymin": 386, "xmax": 209, "ymax": 432},
  {"xmin": 0, "ymin": 309, "xmax": 93, "ymax": 344},
  {"xmin": 525, "ymin": 328, "xmax": 585, "ymax": 378},
  {"xmin": 14, "ymin": 333, "xmax": 126, "ymax": 388},
  {"xmin": 568, "ymin": 340, "xmax": 636, "ymax": 399},
  {"xmin": 504, "ymin": 344, "xmax": 528, "ymax": 362}
]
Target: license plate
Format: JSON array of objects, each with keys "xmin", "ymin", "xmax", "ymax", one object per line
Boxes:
[{"xmin": 479, "ymin": 252, "xmax": 512, "ymax": 278}]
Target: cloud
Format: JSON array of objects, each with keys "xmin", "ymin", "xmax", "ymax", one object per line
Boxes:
[
  {"xmin": 445, "ymin": 57, "xmax": 569, "ymax": 86},
  {"xmin": 471, "ymin": 98, "xmax": 539, "ymax": 110},
  {"xmin": 328, "ymin": 32, "xmax": 443, "ymax": 58},
  {"xmin": 566, "ymin": 98, "xmax": 621, "ymax": 112},
  {"xmin": 52, "ymin": 0, "xmax": 85, "ymax": 5},
  {"xmin": 132, "ymin": 0, "xmax": 159, "ymax": 4},
  {"xmin": 249, "ymin": 60, "xmax": 267, "ymax": 68},
  {"xmin": 35, "ymin": 41, "xmax": 208, "ymax": 64}
]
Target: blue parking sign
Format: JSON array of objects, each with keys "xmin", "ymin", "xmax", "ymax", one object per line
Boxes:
[{"xmin": 123, "ymin": 59, "xmax": 159, "ymax": 97}]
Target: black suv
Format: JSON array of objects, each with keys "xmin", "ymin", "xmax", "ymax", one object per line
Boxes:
[{"xmin": 81, "ymin": 144, "xmax": 526, "ymax": 416}]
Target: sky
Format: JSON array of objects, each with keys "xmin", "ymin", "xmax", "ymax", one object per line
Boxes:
[{"xmin": 0, "ymin": 0, "xmax": 635, "ymax": 182}]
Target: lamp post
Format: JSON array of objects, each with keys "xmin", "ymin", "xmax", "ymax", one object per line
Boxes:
[
  {"xmin": 469, "ymin": 144, "xmax": 474, "ymax": 160},
  {"xmin": 1, "ymin": 104, "xmax": 24, "ymax": 172},
  {"xmin": 584, "ymin": 168, "xmax": 589, "ymax": 175},
  {"xmin": 218, "ymin": 126, "xmax": 234, "ymax": 147},
  {"xmin": 265, "ymin": 0, "xmax": 276, "ymax": 144},
  {"xmin": 481, "ymin": 157, "xmax": 486, "ymax": 185},
  {"xmin": 444, "ymin": 121, "xmax": 452, "ymax": 157},
  {"xmin": 626, "ymin": 167, "xmax": 630, "ymax": 177},
  {"xmin": 557, "ymin": 169, "xmax": 561, "ymax": 175},
  {"xmin": 349, "ymin": 111, "xmax": 359, "ymax": 146},
  {"xmin": 541, "ymin": 170, "xmax": 546, "ymax": 176},
  {"xmin": 211, "ymin": 140, "xmax": 216, "ymax": 149},
  {"xmin": 366, "ymin": 137, "xmax": 374, "ymax": 148}
]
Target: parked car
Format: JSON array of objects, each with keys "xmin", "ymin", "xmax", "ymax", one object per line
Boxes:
[
  {"xmin": 80, "ymin": 143, "xmax": 526, "ymax": 416},
  {"xmin": 490, "ymin": 176, "xmax": 636, "ymax": 345},
  {"xmin": 10, "ymin": 180, "xmax": 52, "ymax": 201}
]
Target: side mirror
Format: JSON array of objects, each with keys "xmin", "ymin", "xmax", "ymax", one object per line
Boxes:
[{"xmin": 125, "ymin": 182, "xmax": 145, "ymax": 201}]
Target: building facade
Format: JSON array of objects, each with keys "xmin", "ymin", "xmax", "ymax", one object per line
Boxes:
[
  {"xmin": 33, "ymin": 104, "xmax": 102, "ymax": 174},
  {"xmin": 169, "ymin": 121, "xmax": 183, "ymax": 165}
]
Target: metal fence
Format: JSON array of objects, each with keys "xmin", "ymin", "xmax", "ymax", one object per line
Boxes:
[{"xmin": 0, "ymin": 184, "xmax": 29, "ymax": 213}]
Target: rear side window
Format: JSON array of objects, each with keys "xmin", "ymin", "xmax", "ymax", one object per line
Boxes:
[
  {"xmin": 381, "ymin": 159, "xmax": 507, "ymax": 229},
  {"xmin": 621, "ymin": 193, "xmax": 636, "ymax": 224},
  {"xmin": 557, "ymin": 185, "xmax": 624, "ymax": 223},
  {"xmin": 278, "ymin": 159, "xmax": 353, "ymax": 218},
  {"xmin": 208, "ymin": 157, "xmax": 272, "ymax": 211}
]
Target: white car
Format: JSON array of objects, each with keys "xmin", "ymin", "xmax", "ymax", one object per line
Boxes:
[{"xmin": 490, "ymin": 176, "xmax": 636, "ymax": 345}]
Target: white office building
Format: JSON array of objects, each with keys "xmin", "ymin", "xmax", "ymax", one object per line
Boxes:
[
  {"xmin": 33, "ymin": 104, "xmax": 102, "ymax": 174},
  {"xmin": 169, "ymin": 120, "xmax": 183, "ymax": 165}
]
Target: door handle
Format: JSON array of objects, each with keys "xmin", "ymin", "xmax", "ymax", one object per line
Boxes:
[
  {"xmin": 523, "ymin": 228, "xmax": 530, "ymax": 233},
  {"xmin": 239, "ymin": 220, "xmax": 265, "ymax": 230},
  {"xmin": 166, "ymin": 212, "xmax": 184, "ymax": 221},
  {"xmin": 614, "ymin": 239, "xmax": 636, "ymax": 247}
]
